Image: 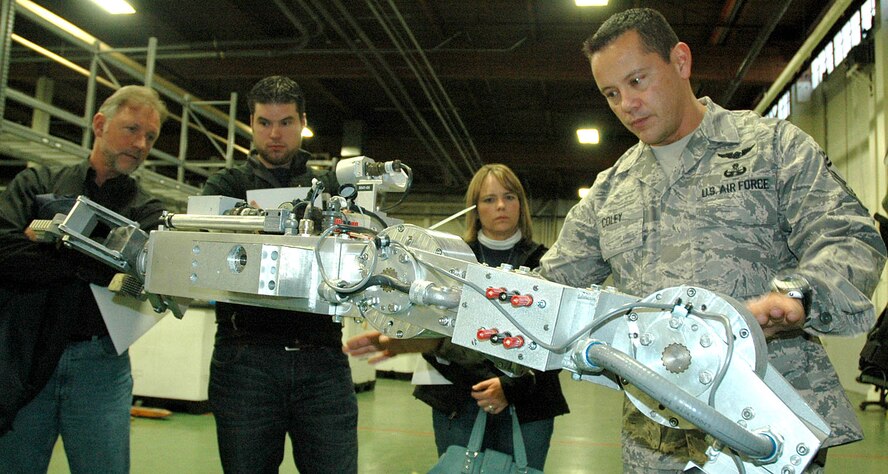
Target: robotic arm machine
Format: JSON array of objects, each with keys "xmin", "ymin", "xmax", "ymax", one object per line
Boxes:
[{"xmin": 32, "ymin": 157, "xmax": 828, "ymax": 473}]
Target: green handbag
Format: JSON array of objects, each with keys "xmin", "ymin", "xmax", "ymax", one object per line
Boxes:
[{"xmin": 427, "ymin": 406, "xmax": 543, "ymax": 474}]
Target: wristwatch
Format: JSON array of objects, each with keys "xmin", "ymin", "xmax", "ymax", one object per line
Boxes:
[{"xmin": 770, "ymin": 273, "xmax": 812, "ymax": 317}]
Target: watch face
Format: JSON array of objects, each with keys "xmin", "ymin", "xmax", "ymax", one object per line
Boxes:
[{"xmin": 773, "ymin": 274, "xmax": 808, "ymax": 291}]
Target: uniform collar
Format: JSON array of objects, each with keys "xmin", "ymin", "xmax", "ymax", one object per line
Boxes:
[{"xmin": 615, "ymin": 97, "xmax": 741, "ymax": 190}]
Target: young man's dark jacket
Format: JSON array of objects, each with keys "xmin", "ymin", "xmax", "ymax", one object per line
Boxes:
[
  {"xmin": 201, "ymin": 150, "xmax": 342, "ymax": 347},
  {"xmin": 0, "ymin": 160, "xmax": 163, "ymax": 434},
  {"xmin": 414, "ymin": 239, "xmax": 570, "ymax": 424}
]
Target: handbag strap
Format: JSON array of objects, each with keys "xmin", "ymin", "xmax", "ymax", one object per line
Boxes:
[
  {"xmin": 466, "ymin": 407, "xmax": 532, "ymax": 471},
  {"xmin": 510, "ymin": 406, "xmax": 531, "ymax": 470},
  {"xmin": 466, "ymin": 407, "xmax": 487, "ymax": 452}
]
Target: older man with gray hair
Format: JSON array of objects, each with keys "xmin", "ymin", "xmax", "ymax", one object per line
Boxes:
[{"xmin": 0, "ymin": 85, "xmax": 168, "ymax": 473}]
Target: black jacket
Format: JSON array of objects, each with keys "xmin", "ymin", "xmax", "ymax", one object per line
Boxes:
[
  {"xmin": 413, "ymin": 238, "xmax": 570, "ymax": 424},
  {"xmin": 0, "ymin": 160, "xmax": 163, "ymax": 434},
  {"xmin": 202, "ymin": 151, "xmax": 344, "ymax": 348}
]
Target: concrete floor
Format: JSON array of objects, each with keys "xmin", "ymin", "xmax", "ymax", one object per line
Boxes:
[{"xmin": 48, "ymin": 373, "xmax": 888, "ymax": 473}]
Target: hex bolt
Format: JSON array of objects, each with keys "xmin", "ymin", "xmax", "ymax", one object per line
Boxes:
[
  {"xmin": 640, "ymin": 333, "xmax": 653, "ymax": 346},
  {"xmin": 700, "ymin": 335, "xmax": 712, "ymax": 348},
  {"xmin": 669, "ymin": 318, "xmax": 682, "ymax": 329},
  {"xmin": 669, "ymin": 417, "xmax": 679, "ymax": 427},
  {"xmin": 699, "ymin": 371, "xmax": 713, "ymax": 385},
  {"xmin": 796, "ymin": 444, "xmax": 809, "ymax": 456},
  {"xmin": 741, "ymin": 407, "xmax": 755, "ymax": 420},
  {"xmin": 627, "ymin": 312, "xmax": 638, "ymax": 321},
  {"xmin": 739, "ymin": 328, "xmax": 750, "ymax": 338},
  {"xmin": 782, "ymin": 466, "xmax": 795, "ymax": 474}
]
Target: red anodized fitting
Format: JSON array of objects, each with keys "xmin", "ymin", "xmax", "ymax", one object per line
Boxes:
[
  {"xmin": 510, "ymin": 294, "xmax": 534, "ymax": 307},
  {"xmin": 485, "ymin": 287, "xmax": 508, "ymax": 299},
  {"xmin": 503, "ymin": 335, "xmax": 525, "ymax": 349}
]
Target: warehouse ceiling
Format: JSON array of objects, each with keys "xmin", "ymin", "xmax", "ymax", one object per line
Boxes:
[{"xmin": 3, "ymin": 0, "xmax": 841, "ymax": 200}]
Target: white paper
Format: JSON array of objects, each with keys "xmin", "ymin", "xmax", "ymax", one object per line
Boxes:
[
  {"xmin": 91, "ymin": 284, "xmax": 172, "ymax": 355},
  {"xmin": 246, "ymin": 187, "xmax": 311, "ymax": 209},
  {"xmin": 410, "ymin": 356, "xmax": 453, "ymax": 385}
]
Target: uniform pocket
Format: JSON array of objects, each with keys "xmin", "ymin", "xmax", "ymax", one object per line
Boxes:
[
  {"xmin": 693, "ymin": 172, "xmax": 778, "ymax": 229},
  {"xmin": 599, "ymin": 206, "xmax": 644, "ymax": 261}
]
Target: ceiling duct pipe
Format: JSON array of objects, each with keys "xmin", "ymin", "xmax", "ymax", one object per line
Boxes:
[{"xmin": 719, "ymin": 0, "xmax": 792, "ymax": 105}]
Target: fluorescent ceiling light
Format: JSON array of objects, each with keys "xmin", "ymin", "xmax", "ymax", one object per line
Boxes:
[
  {"xmin": 576, "ymin": 128, "xmax": 600, "ymax": 144},
  {"xmin": 91, "ymin": 0, "xmax": 136, "ymax": 15},
  {"xmin": 17, "ymin": 0, "xmax": 98, "ymax": 45},
  {"xmin": 576, "ymin": 0, "xmax": 609, "ymax": 6},
  {"xmin": 578, "ymin": 187, "xmax": 590, "ymax": 199}
]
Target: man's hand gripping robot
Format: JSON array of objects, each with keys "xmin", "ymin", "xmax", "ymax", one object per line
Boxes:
[{"xmin": 31, "ymin": 157, "xmax": 829, "ymax": 473}]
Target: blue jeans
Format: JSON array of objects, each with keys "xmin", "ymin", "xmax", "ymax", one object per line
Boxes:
[
  {"xmin": 431, "ymin": 399, "xmax": 555, "ymax": 471},
  {"xmin": 0, "ymin": 336, "xmax": 132, "ymax": 474},
  {"xmin": 209, "ymin": 342, "xmax": 358, "ymax": 474}
]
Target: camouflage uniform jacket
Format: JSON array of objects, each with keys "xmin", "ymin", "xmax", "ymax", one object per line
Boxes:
[{"xmin": 540, "ymin": 98, "xmax": 887, "ymax": 453}]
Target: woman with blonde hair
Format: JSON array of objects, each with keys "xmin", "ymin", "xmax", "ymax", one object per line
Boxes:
[
  {"xmin": 462, "ymin": 163, "xmax": 540, "ymax": 265},
  {"xmin": 345, "ymin": 164, "xmax": 569, "ymax": 470}
]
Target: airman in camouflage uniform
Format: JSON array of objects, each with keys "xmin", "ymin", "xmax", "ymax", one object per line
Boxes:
[{"xmin": 539, "ymin": 8, "xmax": 887, "ymax": 473}]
